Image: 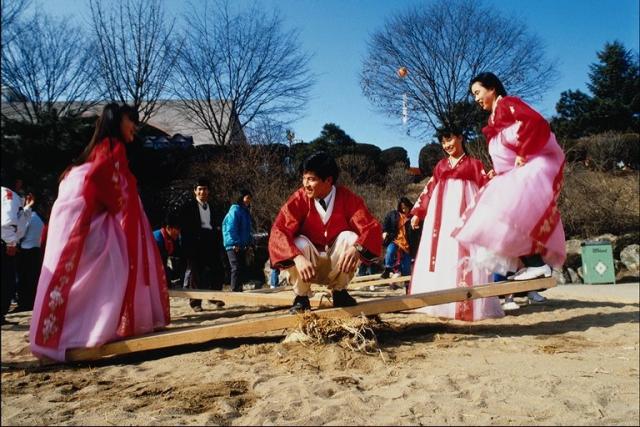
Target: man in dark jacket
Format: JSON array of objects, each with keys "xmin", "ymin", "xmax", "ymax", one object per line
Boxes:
[
  {"xmin": 381, "ymin": 197, "xmax": 419, "ymax": 279},
  {"xmin": 179, "ymin": 178, "xmax": 225, "ymax": 312}
]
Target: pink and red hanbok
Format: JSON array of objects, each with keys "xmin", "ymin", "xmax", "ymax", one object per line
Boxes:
[{"xmin": 29, "ymin": 138, "xmax": 170, "ymax": 361}]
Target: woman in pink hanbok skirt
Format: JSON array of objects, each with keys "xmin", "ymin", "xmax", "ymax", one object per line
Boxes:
[
  {"xmin": 408, "ymin": 130, "xmax": 504, "ymax": 321},
  {"xmin": 452, "ymin": 73, "xmax": 566, "ymax": 295},
  {"xmin": 29, "ymin": 103, "xmax": 170, "ymax": 361}
]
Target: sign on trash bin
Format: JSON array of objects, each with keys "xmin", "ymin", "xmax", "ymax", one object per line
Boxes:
[{"xmin": 580, "ymin": 241, "xmax": 616, "ymax": 284}]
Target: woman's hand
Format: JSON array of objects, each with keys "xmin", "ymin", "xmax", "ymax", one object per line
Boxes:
[
  {"xmin": 486, "ymin": 169, "xmax": 496, "ymax": 179},
  {"xmin": 410, "ymin": 215, "xmax": 421, "ymax": 230},
  {"xmin": 515, "ymin": 156, "xmax": 527, "ymax": 167}
]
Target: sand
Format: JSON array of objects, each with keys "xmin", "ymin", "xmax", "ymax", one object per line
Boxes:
[{"xmin": 2, "ymin": 283, "xmax": 639, "ymax": 426}]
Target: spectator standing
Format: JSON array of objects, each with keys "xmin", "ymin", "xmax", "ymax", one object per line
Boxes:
[
  {"xmin": 15, "ymin": 192, "xmax": 45, "ymax": 312},
  {"xmin": 222, "ymin": 190, "xmax": 254, "ymax": 292},
  {"xmin": 381, "ymin": 197, "xmax": 414, "ymax": 279},
  {"xmin": 179, "ymin": 178, "xmax": 225, "ymax": 311},
  {"xmin": 1, "ymin": 176, "xmax": 30, "ymax": 324}
]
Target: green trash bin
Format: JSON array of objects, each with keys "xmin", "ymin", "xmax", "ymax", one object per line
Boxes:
[{"xmin": 580, "ymin": 241, "xmax": 616, "ymax": 284}]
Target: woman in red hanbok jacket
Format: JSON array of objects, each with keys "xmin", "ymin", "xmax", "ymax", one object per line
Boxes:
[
  {"xmin": 452, "ymin": 72, "xmax": 566, "ymax": 298},
  {"xmin": 29, "ymin": 103, "xmax": 170, "ymax": 361},
  {"xmin": 269, "ymin": 152, "xmax": 382, "ymax": 313},
  {"xmin": 408, "ymin": 129, "xmax": 504, "ymax": 321}
]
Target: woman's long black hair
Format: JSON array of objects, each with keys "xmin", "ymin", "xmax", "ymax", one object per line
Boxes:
[
  {"xmin": 60, "ymin": 103, "xmax": 139, "ymax": 180},
  {"xmin": 469, "ymin": 72, "xmax": 508, "ymax": 97}
]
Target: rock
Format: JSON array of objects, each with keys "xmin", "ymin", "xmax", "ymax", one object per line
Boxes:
[
  {"xmin": 614, "ymin": 233, "xmax": 640, "ymax": 259},
  {"xmin": 620, "ymin": 244, "xmax": 639, "ymax": 275},
  {"xmin": 567, "ymin": 268, "xmax": 582, "ymax": 284},
  {"xmin": 564, "ymin": 252, "xmax": 582, "ymax": 270},
  {"xmin": 565, "ymin": 239, "xmax": 582, "ymax": 255},
  {"xmin": 552, "ymin": 268, "xmax": 569, "ymax": 285}
]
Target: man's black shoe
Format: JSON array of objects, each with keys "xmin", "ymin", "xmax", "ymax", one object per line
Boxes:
[
  {"xmin": 332, "ymin": 289, "xmax": 357, "ymax": 307},
  {"xmin": 380, "ymin": 268, "xmax": 392, "ymax": 279},
  {"xmin": 209, "ymin": 299, "xmax": 225, "ymax": 308},
  {"xmin": 289, "ymin": 295, "xmax": 311, "ymax": 314}
]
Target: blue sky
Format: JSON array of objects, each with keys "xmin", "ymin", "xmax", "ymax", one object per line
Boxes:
[{"xmin": 38, "ymin": 0, "xmax": 639, "ymax": 166}]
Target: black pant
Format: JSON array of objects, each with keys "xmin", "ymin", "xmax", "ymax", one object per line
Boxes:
[
  {"xmin": 16, "ymin": 247, "xmax": 42, "ymax": 311},
  {"xmin": 226, "ymin": 248, "xmax": 248, "ymax": 292},
  {"xmin": 186, "ymin": 229, "xmax": 224, "ymax": 308},
  {"xmin": 1, "ymin": 242, "xmax": 17, "ymax": 321}
]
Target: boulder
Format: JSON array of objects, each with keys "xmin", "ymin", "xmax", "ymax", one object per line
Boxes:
[
  {"xmin": 565, "ymin": 239, "xmax": 582, "ymax": 255},
  {"xmin": 620, "ymin": 244, "xmax": 639, "ymax": 275},
  {"xmin": 564, "ymin": 252, "xmax": 582, "ymax": 270},
  {"xmin": 567, "ymin": 268, "xmax": 582, "ymax": 284},
  {"xmin": 613, "ymin": 232, "xmax": 640, "ymax": 259},
  {"xmin": 552, "ymin": 268, "xmax": 569, "ymax": 285}
]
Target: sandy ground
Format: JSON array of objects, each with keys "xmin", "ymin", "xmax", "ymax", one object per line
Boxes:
[{"xmin": 2, "ymin": 283, "xmax": 639, "ymax": 426}]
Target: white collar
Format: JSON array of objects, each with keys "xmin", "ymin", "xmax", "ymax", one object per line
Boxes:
[
  {"xmin": 315, "ymin": 186, "xmax": 336, "ymax": 224},
  {"xmin": 448, "ymin": 153, "xmax": 465, "ymax": 168}
]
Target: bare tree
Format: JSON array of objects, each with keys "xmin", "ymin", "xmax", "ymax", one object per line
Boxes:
[
  {"xmin": 88, "ymin": 0, "xmax": 179, "ymax": 123},
  {"xmin": 1, "ymin": 11, "xmax": 98, "ymax": 123},
  {"xmin": 172, "ymin": 1, "xmax": 314, "ymax": 145},
  {"xmin": 361, "ymin": 0, "xmax": 558, "ymax": 136},
  {"xmin": 1, "ymin": 0, "xmax": 32, "ymax": 49}
]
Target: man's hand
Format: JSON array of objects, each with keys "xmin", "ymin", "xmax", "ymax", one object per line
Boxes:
[
  {"xmin": 294, "ymin": 254, "xmax": 316, "ymax": 283},
  {"xmin": 515, "ymin": 156, "xmax": 527, "ymax": 167},
  {"xmin": 337, "ymin": 245, "xmax": 359, "ymax": 274},
  {"xmin": 6, "ymin": 245, "xmax": 17, "ymax": 256},
  {"xmin": 24, "ymin": 193, "xmax": 35, "ymax": 210},
  {"xmin": 411, "ymin": 215, "xmax": 421, "ymax": 230}
]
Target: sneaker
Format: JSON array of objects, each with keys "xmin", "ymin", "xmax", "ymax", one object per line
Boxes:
[
  {"xmin": 332, "ymin": 289, "xmax": 357, "ymax": 308},
  {"xmin": 507, "ymin": 265, "xmax": 552, "ymax": 281},
  {"xmin": 527, "ymin": 291, "xmax": 547, "ymax": 304},
  {"xmin": 501, "ymin": 296, "xmax": 520, "ymax": 311},
  {"xmin": 380, "ymin": 268, "xmax": 392, "ymax": 279},
  {"xmin": 390, "ymin": 272, "xmax": 402, "ymax": 279},
  {"xmin": 192, "ymin": 305, "xmax": 203, "ymax": 313},
  {"xmin": 289, "ymin": 295, "xmax": 311, "ymax": 314},
  {"xmin": 209, "ymin": 299, "xmax": 226, "ymax": 308}
]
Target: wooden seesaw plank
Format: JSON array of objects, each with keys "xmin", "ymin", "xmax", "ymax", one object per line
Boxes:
[
  {"xmin": 348, "ymin": 275, "xmax": 410, "ymax": 289},
  {"xmin": 168, "ymin": 289, "xmax": 331, "ymax": 308},
  {"xmin": 66, "ymin": 277, "xmax": 555, "ymax": 361}
]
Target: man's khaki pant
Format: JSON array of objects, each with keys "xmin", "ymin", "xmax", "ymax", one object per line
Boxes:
[{"xmin": 286, "ymin": 231, "xmax": 359, "ymax": 297}]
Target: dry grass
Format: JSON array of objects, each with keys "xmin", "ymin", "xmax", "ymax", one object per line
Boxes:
[{"xmin": 289, "ymin": 312, "xmax": 391, "ymax": 355}]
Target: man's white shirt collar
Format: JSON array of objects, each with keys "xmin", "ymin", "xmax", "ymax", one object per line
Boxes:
[{"xmin": 315, "ymin": 185, "xmax": 336, "ymax": 224}]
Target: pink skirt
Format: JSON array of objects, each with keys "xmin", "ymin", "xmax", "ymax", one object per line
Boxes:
[
  {"xmin": 453, "ymin": 128, "xmax": 566, "ymax": 274},
  {"xmin": 29, "ymin": 164, "xmax": 169, "ymax": 361},
  {"xmin": 409, "ymin": 179, "xmax": 504, "ymax": 321}
]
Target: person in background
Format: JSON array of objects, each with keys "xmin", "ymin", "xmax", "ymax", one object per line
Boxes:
[
  {"xmin": 222, "ymin": 189, "xmax": 254, "ymax": 293},
  {"xmin": 179, "ymin": 178, "xmax": 225, "ymax": 311},
  {"xmin": 1, "ymin": 174, "xmax": 30, "ymax": 324},
  {"xmin": 381, "ymin": 197, "xmax": 414, "ymax": 279},
  {"xmin": 15, "ymin": 191, "xmax": 45, "ymax": 312},
  {"xmin": 153, "ymin": 212, "xmax": 182, "ymax": 289}
]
